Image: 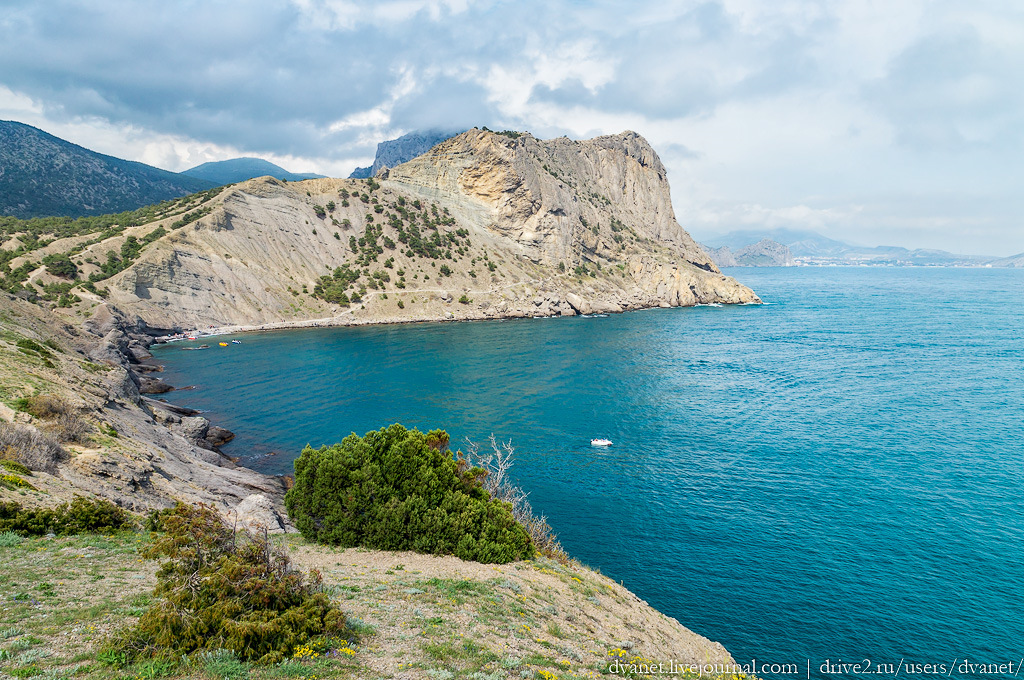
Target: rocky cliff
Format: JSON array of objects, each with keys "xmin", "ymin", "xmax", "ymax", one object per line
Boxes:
[
  {"xmin": 349, "ymin": 129, "xmax": 461, "ymax": 178},
  {"xmin": 75, "ymin": 129, "xmax": 757, "ymax": 330},
  {"xmin": 0, "ymin": 294, "xmax": 287, "ymax": 522}
]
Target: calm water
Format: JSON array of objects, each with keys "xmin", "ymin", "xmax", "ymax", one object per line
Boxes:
[{"xmin": 153, "ymin": 267, "xmax": 1024, "ymax": 677}]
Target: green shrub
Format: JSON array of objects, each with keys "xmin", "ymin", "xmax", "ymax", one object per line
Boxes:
[
  {"xmin": 106, "ymin": 503, "xmax": 353, "ymax": 665},
  {"xmin": 285, "ymin": 424, "xmax": 533, "ymax": 564},
  {"xmin": 0, "ymin": 474, "xmax": 35, "ymax": 491},
  {"xmin": 0, "ymin": 460, "xmax": 31, "ymax": 476},
  {"xmin": 43, "ymin": 254, "xmax": 78, "ymax": 279},
  {"xmin": 0, "ymin": 497, "xmax": 133, "ymax": 536},
  {"xmin": 0, "ymin": 531, "xmax": 23, "ymax": 547}
]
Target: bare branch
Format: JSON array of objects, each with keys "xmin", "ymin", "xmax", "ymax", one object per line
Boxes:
[{"xmin": 465, "ymin": 434, "xmax": 569, "ymax": 563}]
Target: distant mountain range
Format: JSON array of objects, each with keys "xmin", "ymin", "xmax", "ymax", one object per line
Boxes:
[
  {"xmin": 0, "ymin": 120, "xmax": 216, "ymax": 219},
  {"xmin": 349, "ymin": 129, "xmax": 462, "ymax": 178},
  {"xmin": 182, "ymin": 158, "xmax": 324, "ymax": 185},
  {"xmin": 704, "ymin": 238, "xmax": 795, "ymax": 267},
  {"xmin": 699, "ymin": 228, "xmax": 1017, "ymax": 267}
]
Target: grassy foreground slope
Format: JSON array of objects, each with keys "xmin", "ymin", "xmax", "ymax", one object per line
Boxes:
[{"xmin": 0, "ymin": 529, "xmax": 733, "ymax": 679}]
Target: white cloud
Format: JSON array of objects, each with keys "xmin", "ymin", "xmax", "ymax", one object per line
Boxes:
[{"xmin": 0, "ymin": 0, "xmax": 1022, "ymax": 254}]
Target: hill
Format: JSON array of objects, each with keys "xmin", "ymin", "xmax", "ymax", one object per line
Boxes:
[
  {"xmin": 349, "ymin": 129, "xmax": 461, "ymax": 178},
  {"xmin": 701, "ymin": 228, "xmax": 991, "ymax": 266},
  {"xmin": 705, "ymin": 238, "xmax": 794, "ymax": 267},
  {"xmin": 182, "ymin": 157, "xmax": 325, "ymax": 185},
  {"xmin": 0, "ymin": 120, "xmax": 215, "ymax": 219},
  {"xmin": 0, "ymin": 529, "xmax": 735, "ymax": 678},
  {"xmin": 81, "ymin": 128, "xmax": 757, "ymax": 329},
  {"xmin": 986, "ymin": 252, "xmax": 1024, "ymax": 268}
]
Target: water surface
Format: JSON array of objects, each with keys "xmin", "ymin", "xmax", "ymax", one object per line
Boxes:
[{"xmin": 154, "ymin": 267, "xmax": 1024, "ymax": 677}]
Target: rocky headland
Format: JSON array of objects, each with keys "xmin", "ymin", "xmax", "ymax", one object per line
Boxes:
[{"xmin": 44, "ymin": 128, "xmax": 759, "ymax": 331}]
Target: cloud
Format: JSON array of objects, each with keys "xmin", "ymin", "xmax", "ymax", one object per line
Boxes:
[{"xmin": 0, "ymin": 0, "xmax": 1021, "ymax": 254}]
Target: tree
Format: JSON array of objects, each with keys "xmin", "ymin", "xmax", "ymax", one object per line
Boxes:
[
  {"xmin": 285, "ymin": 424, "xmax": 533, "ymax": 564},
  {"xmin": 43, "ymin": 254, "xmax": 77, "ymax": 279},
  {"xmin": 105, "ymin": 503, "xmax": 353, "ymax": 665}
]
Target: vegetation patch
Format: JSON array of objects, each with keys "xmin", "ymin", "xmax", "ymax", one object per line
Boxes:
[
  {"xmin": 0, "ymin": 497, "xmax": 134, "ymax": 536},
  {"xmin": 285, "ymin": 424, "xmax": 533, "ymax": 564},
  {"xmin": 105, "ymin": 503, "xmax": 355, "ymax": 665},
  {"xmin": 0, "ymin": 421, "xmax": 67, "ymax": 472}
]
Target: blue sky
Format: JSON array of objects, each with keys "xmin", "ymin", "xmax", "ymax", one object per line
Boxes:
[{"xmin": 1, "ymin": 0, "xmax": 1021, "ymax": 255}]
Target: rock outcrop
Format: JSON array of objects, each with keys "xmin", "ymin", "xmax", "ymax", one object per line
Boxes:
[
  {"xmin": 349, "ymin": 129, "xmax": 461, "ymax": 178},
  {"xmin": 0, "ymin": 295, "xmax": 287, "ymax": 517},
  {"xmin": 84, "ymin": 129, "xmax": 755, "ymax": 330}
]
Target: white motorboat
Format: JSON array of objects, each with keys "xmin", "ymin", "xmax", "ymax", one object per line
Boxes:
[{"xmin": 591, "ymin": 438, "xmax": 613, "ymax": 447}]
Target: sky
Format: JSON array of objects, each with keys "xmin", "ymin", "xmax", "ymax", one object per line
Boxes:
[{"xmin": 0, "ymin": 0, "xmax": 1021, "ymax": 256}]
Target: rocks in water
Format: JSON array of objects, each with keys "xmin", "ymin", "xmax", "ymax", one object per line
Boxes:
[
  {"xmin": 565, "ymin": 292, "xmax": 591, "ymax": 315},
  {"xmin": 591, "ymin": 300, "xmax": 623, "ymax": 314},
  {"xmin": 137, "ymin": 376, "xmax": 173, "ymax": 394},
  {"xmin": 144, "ymin": 397, "xmax": 198, "ymax": 417},
  {"xmin": 205, "ymin": 426, "xmax": 235, "ymax": 447}
]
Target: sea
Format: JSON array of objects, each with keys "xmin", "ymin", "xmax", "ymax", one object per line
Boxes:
[{"xmin": 152, "ymin": 267, "xmax": 1024, "ymax": 678}]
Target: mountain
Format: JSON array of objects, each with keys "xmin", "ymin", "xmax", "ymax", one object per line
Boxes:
[
  {"xmin": 21, "ymin": 129, "xmax": 757, "ymax": 329},
  {"xmin": 702, "ymin": 228, "xmax": 850, "ymax": 257},
  {"xmin": 705, "ymin": 239, "xmax": 794, "ymax": 267},
  {"xmin": 182, "ymin": 157, "xmax": 324, "ymax": 185},
  {"xmin": 0, "ymin": 120, "xmax": 216, "ymax": 218},
  {"xmin": 701, "ymin": 228, "xmax": 990, "ymax": 266},
  {"xmin": 987, "ymin": 252, "xmax": 1024, "ymax": 268},
  {"xmin": 349, "ymin": 129, "xmax": 461, "ymax": 178}
]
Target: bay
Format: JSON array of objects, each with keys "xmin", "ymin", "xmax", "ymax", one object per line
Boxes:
[{"xmin": 153, "ymin": 267, "xmax": 1024, "ymax": 677}]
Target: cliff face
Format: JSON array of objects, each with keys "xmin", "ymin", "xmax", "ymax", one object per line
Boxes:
[
  {"xmin": 349, "ymin": 129, "xmax": 461, "ymax": 179},
  {"xmin": 0, "ymin": 294, "xmax": 286, "ymax": 517},
  {"xmin": 85, "ymin": 129, "xmax": 757, "ymax": 329}
]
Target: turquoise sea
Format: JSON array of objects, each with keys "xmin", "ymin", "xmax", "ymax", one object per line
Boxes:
[{"xmin": 153, "ymin": 267, "xmax": 1024, "ymax": 677}]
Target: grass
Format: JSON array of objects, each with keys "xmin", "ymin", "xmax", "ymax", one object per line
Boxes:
[{"xmin": 0, "ymin": 529, "xmax": 748, "ymax": 680}]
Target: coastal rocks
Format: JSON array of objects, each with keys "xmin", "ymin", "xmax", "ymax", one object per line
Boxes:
[
  {"xmin": 176, "ymin": 416, "xmax": 209, "ymax": 442},
  {"xmin": 206, "ymin": 426, "xmax": 235, "ymax": 447},
  {"xmin": 234, "ymin": 493, "xmax": 287, "ymax": 534},
  {"xmin": 169, "ymin": 416, "xmax": 234, "ymax": 451},
  {"xmin": 127, "ymin": 343, "xmax": 153, "ymax": 362},
  {"xmin": 565, "ymin": 292, "xmax": 591, "ymax": 315},
  {"xmin": 137, "ymin": 375, "xmax": 173, "ymax": 394}
]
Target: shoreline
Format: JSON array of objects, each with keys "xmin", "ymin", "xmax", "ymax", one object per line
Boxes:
[{"xmin": 152, "ymin": 298, "xmax": 761, "ymax": 344}]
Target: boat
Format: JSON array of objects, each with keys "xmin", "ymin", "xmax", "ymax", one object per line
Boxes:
[
  {"xmin": 231, "ymin": 340, "xmax": 241, "ymax": 344},
  {"xmin": 591, "ymin": 438, "xmax": 613, "ymax": 447},
  {"xmin": 218, "ymin": 342, "xmax": 229, "ymax": 347}
]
